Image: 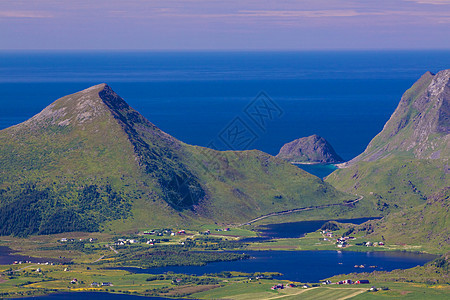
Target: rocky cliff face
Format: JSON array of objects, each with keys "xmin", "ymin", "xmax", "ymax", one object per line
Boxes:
[
  {"xmin": 276, "ymin": 134, "xmax": 344, "ymax": 164},
  {"xmin": 343, "ymin": 69, "xmax": 450, "ymax": 166}
]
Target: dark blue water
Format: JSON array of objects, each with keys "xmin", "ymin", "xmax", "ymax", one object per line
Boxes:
[
  {"xmin": 1, "ymin": 51, "xmax": 449, "ymax": 171},
  {"xmin": 0, "ymin": 246, "xmax": 68, "ymax": 265},
  {"xmin": 121, "ymin": 250, "xmax": 436, "ymax": 283},
  {"xmin": 255, "ymin": 217, "xmax": 380, "ymax": 239},
  {"xmin": 294, "ymin": 163, "xmax": 338, "ymax": 179}
]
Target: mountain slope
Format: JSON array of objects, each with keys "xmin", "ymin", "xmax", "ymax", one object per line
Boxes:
[
  {"xmin": 276, "ymin": 134, "xmax": 343, "ymax": 163},
  {"xmin": 0, "ymin": 84, "xmax": 352, "ymax": 236},
  {"xmin": 327, "ymin": 70, "xmax": 450, "ymax": 213},
  {"xmin": 354, "ymin": 187, "xmax": 449, "ymax": 253},
  {"xmin": 343, "ymin": 70, "xmax": 449, "ymax": 163}
]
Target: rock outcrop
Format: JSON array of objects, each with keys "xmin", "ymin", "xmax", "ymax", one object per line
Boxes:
[{"xmin": 276, "ymin": 134, "xmax": 344, "ymax": 164}]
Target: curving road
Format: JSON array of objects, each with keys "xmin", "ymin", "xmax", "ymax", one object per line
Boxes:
[{"xmin": 240, "ymin": 195, "xmax": 363, "ymax": 226}]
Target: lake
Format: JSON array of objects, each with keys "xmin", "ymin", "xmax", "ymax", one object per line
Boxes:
[
  {"xmin": 255, "ymin": 217, "xmax": 380, "ymax": 239},
  {"xmin": 0, "ymin": 246, "xmax": 68, "ymax": 265},
  {"xmin": 121, "ymin": 250, "xmax": 436, "ymax": 283}
]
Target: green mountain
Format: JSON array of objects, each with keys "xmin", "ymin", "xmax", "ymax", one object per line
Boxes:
[
  {"xmin": 276, "ymin": 134, "xmax": 343, "ymax": 163},
  {"xmin": 0, "ymin": 84, "xmax": 351, "ymax": 236},
  {"xmin": 327, "ymin": 69, "xmax": 450, "ymax": 214},
  {"xmin": 351, "ymin": 187, "xmax": 449, "ymax": 253}
]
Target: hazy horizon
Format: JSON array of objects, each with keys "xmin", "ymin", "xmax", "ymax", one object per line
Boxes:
[{"xmin": 1, "ymin": 1, "xmax": 449, "ymax": 50}]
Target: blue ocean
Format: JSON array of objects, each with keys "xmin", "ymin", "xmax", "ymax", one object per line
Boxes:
[{"xmin": 1, "ymin": 51, "xmax": 449, "ymax": 176}]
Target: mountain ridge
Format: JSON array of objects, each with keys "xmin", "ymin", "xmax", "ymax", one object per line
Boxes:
[{"xmin": 0, "ymin": 84, "xmax": 352, "ymax": 236}]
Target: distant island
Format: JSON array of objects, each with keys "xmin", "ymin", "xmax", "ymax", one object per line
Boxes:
[{"xmin": 276, "ymin": 134, "xmax": 344, "ymax": 164}]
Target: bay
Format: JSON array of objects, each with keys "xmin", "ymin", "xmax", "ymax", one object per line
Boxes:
[{"xmin": 293, "ymin": 163, "xmax": 338, "ymax": 179}]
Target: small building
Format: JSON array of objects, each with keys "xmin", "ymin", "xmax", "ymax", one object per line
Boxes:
[
  {"xmin": 302, "ymin": 284, "xmax": 310, "ymax": 288},
  {"xmin": 343, "ymin": 279, "xmax": 353, "ymax": 284},
  {"xmin": 91, "ymin": 282, "xmax": 99, "ymax": 286},
  {"xmin": 101, "ymin": 282, "xmax": 113, "ymax": 286},
  {"xmin": 356, "ymin": 280, "xmax": 370, "ymax": 284},
  {"xmin": 271, "ymin": 284, "xmax": 284, "ymax": 290},
  {"xmin": 70, "ymin": 278, "xmax": 78, "ymax": 284}
]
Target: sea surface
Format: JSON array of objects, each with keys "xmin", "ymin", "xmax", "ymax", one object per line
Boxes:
[
  {"xmin": 1, "ymin": 50, "xmax": 449, "ymax": 178},
  {"xmin": 121, "ymin": 250, "xmax": 436, "ymax": 283}
]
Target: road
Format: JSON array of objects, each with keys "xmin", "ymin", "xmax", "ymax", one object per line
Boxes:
[{"xmin": 240, "ymin": 195, "xmax": 363, "ymax": 226}]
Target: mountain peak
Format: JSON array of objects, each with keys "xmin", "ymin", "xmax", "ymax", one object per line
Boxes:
[
  {"xmin": 345, "ymin": 69, "xmax": 450, "ymax": 164},
  {"xmin": 21, "ymin": 83, "xmax": 112, "ymax": 128},
  {"xmin": 0, "ymin": 84, "xmax": 351, "ymax": 235},
  {"xmin": 276, "ymin": 134, "xmax": 344, "ymax": 163}
]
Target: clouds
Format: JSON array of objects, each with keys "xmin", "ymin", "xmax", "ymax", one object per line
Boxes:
[
  {"xmin": 0, "ymin": 0, "xmax": 449, "ymax": 49},
  {"xmin": 407, "ymin": 0, "xmax": 450, "ymax": 4},
  {"xmin": 0, "ymin": 10, "xmax": 53, "ymax": 18}
]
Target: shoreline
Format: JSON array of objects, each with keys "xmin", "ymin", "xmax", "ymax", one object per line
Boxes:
[{"xmin": 290, "ymin": 162, "xmax": 340, "ymax": 166}]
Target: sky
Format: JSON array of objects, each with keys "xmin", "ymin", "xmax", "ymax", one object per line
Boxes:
[{"xmin": 0, "ymin": 0, "xmax": 449, "ymax": 50}]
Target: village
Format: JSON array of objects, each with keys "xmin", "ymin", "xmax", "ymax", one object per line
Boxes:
[
  {"xmin": 320, "ymin": 229, "xmax": 384, "ymax": 249},
  {"xmin": 270, "ymin": 279, "xmax": 371, "ymax": 290}
]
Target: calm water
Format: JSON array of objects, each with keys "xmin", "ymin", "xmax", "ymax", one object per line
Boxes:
[
  {"xmin": 294, "ymin": 163, "xmax": 338, "ymax": 178},
  {"xmin": 0, "ymin": 246, "xmax": 67, "ymax": 265},
  {"xmin": 256, "ymin": 217, "xmax": 380, "ymax": 239},
  {"xmin": 1, "ymin": 51, "xmax": 449, "ymax": 170},
  {"xmin": 121, "ymin": 250, "xmax": 436, "ymax": 283}
]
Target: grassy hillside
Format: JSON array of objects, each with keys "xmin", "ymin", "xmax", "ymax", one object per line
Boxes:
[
  {"xmin": 0, "ymin": 84, "xmax": 353, "ymax": 236},
  {"xmin": 350, "ymin": 188, "xmax": 449, "ymax": 253},
  {"xmin": 327, "ymin": 157, "xmax": 448, "ymax": 213},
  {"xmin": 327, "ymin": 70, "xmax": 449, "ymax": 212}
]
